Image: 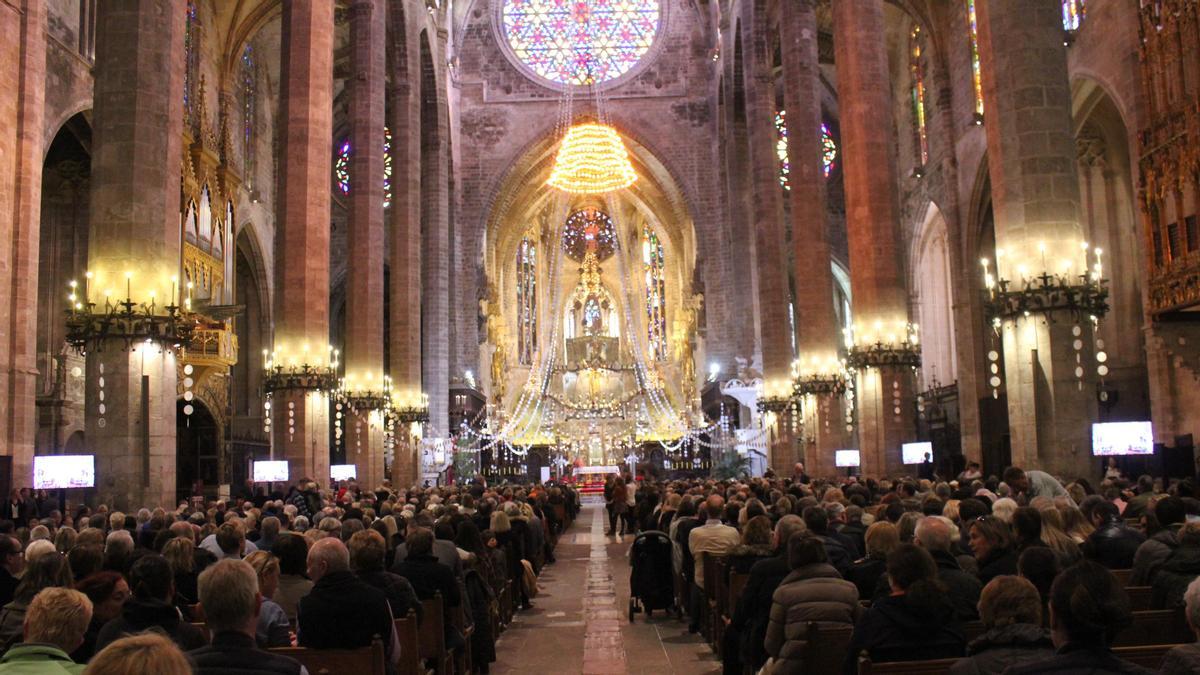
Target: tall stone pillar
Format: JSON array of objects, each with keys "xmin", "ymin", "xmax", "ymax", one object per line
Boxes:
[
  {"xmin": 977, "ymin": 0, "xmax": 1093, "ymax": 478},
  {"xmin": 781, "ymin": 0, "xmax": 848, "ymax": 480},
  {"xmin": 0, "ymin": 0, "xmax": 47, "ymax": 488},
  {"xmin": 388, "ymin": 0, "xmax": 422, "ymax": 488},
  {"xmin": 85, "ymin": 0, "xmax": 184, "ymax": 509},
  {"xmin": 274, "ymin": 0, "xmax": 334, "ymax": 486},
  {"xmin": 419, "ymin": 36, "xmax": 450, "ymax": 441},
  {"xmin": 344, "ymin": 0, "xmax": 386, "ymax": 490},
  {"xmin": 831, "ymin": 1, "xmax": 916, "ymax": 478},
  {"xmin": 746, "ymin": 9, "xmax": 795, "ymax": 476}
]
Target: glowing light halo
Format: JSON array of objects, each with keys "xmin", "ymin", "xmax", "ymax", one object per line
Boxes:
[{"xmin": 547, "ymin": 123, "xmax": 638, "ymax": 195}]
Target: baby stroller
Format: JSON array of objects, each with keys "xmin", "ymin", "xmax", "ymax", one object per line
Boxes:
[{"xmin": 628, "ymin": 530, "xmax": 677, "ymax": 621}]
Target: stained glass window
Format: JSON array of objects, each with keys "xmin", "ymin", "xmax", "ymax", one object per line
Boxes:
[
  {"xmin": 501, "ymin": 0, "xmax": 660, "ymax": 86},
  {"xmin": 966, "ymin": 0, "xmax": 984, "ymax": 118},
  {"xmin": 910, "ymin": 25, "xmax": 929, "ymax": 167},
  {"xmin": 583, "ymin": 297, "xmax": 602, "ymax": 335},
  {"xmin": 821, "ymin": 124, "xmax": 838, "ymax": 178},
  {"xmin": 241, "ymin": 45, "xmax": 256, "ymax": 185},
  {"xmin": 643, "ymin": 226, "xmax": 667, "ymax": 361},
  {"xmin": 563, "ymin": 209, "xmax": 616, "ymax": 262},
  {"xmin": 184, "ymin": 0, "xmax": 198, "ymax": 120},
  {"xmin": 776, "ymin": 111, "xmax": 837, "ymax": 189},
  {"xmin": 1062, "ymin": 0, "xmax": 1085, "ymax": 31},
  {"xmin": 517, "ymin": 237, "xmax": 538, "ymax": 365},
  {"xmin": 775, "ymin": 111, "xmax": 790, "ymax": 191},
  {"xmin": 333, "ymin": 128, "xmax": 394, "ymax": 209}
]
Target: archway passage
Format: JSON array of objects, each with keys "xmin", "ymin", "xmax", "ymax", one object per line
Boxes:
[{"xmin": 177, "ymin": 399, "xmax": 219, "ymax": 504}]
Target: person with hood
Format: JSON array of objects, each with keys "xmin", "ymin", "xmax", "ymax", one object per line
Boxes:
[
  {"xmin": 763, "ymin": 534, "xmax": 862, "ymax": 674},
  {"xmin": 93, "ymin": 555, "xmax": 206, "ymax": 653},
  {"xmin": 843, "ymin": 544, "xmax": 965, "ymax": 674},
  {"xmin": 915, "ymin": 516, "xmax": 983, "ymax": 621},
  {"xmin": 1002, "ymin": 561, "xmax": 1151, "ymax": 674},
  {"xmin": 1131, "ymin": 495, "xmax": 1186, "ymax": 585},
  {"xmin": 1082, "ymin": 500, "xmax": 1145, "ymax": 570},
  {"xmin": 1152, "ymin": 521, "xmax": 1200, "ymax": 609},
  {"xmin": 948, "ymin": 576, "xmax": 1053, "ymax": 675},
  {"xmin": 969, "ymin": 516, "xmax": 1019, "ymax": 586}
]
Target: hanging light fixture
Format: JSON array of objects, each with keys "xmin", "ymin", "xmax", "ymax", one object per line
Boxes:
[{"xmin": 547, "ymin": 122, "xmax": 638, "ymax": 195}]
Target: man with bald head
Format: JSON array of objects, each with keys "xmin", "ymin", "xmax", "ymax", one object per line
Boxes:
[
  {"xmin": 687, "ymin": 493, "xmax": 740, "ymax": 632},
  {"xmin": 298, "ymin": 537, "xmax": 399, "ymax": 668},
  {"xmin": 914, "ymin": 515, "xmax": 982, "ymax": 621}
]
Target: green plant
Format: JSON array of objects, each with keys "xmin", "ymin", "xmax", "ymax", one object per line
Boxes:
[{"xmin": 711, "ymin": 451, "xmax": 750, "ymax": 480}]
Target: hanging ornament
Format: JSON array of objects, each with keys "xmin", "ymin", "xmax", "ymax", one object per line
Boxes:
[
  {"xmin": 96, "ymin": 363, "xmax": 106, "ymax": 429},
  {"xmin": 547, "ymin": 123, "xmax": 637, "ymax": 195}
]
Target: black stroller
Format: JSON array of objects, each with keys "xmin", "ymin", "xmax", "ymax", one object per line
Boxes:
[{"xmin": 628, "ymin": 530, "xmax": 678, "ymax": 621}]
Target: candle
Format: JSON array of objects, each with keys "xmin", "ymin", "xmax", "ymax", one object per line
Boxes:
[
  {"xmin": 84, "ymin": 271, "xmax": 92, "ymax": 306},
  {"xmin": 125, "ymin": 271, "xmax": 132, "ymax": 301}
]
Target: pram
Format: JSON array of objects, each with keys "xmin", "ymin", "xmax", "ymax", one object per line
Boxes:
[{"xmin": 627, "ymin": 530, "xmax": 678, "ymax": 621}]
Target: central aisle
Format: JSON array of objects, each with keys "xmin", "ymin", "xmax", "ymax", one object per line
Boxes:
[{"xmin": 491, "ymin": 502, "xmax": 721, "ymax": 674}]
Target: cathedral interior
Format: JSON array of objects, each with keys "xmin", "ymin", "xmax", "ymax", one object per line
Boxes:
[{"xmin": 0, "ymin": 0, "xmax": 1197, "ymax": 507}]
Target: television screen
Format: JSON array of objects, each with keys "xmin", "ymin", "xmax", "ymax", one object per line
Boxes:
[
  {"xmin": 1092, "ymin": 421, "xmax": 1154, "ymax": 456},
  {"xmin": 329, "ymin": 464, "xmax": 357, "ymax": 481},
  {"xmin": 835, "ymin": 450, "xmax": 860, "ymax": 468},
  {"xmin": 902, "ymin": 442, "xmax": 933, "ymax": 465},
  {"xmin": 33, "ymin": 455, "xmax": 95, "ymax": 489},
  {"xmin": 253, "ymin": 461, "xmax": 289, "ymax": 483}
]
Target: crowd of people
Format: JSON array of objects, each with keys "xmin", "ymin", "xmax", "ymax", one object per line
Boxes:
[
  {"xmin": 0, "ymin": 478, "xmax": 579, "ymax": 674},
  {"xmin": 604, "ymin": 463, "xmax": 1200, "ymax": 674}
]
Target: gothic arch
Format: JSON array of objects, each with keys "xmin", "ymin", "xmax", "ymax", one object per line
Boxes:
[{"xmin": 910, "ymin": 202, "xmax": 957, "ymax": 387}]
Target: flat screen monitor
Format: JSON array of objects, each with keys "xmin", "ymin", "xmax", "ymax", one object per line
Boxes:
[
  {"xmin": 329, "ymin": 464, "xmax": 357, "ymax": 481},
  {"xmin": 835, "ymin": 450, "xmax": 861, "ymax": 468},
  {"xmin": 1092, "ymin": 421, "xmax": 1154, "ymax": 456},
  {"xmin": 902, "ymin": 442, "xmax": 933, "ymax": 465},
  {"xmin": 253, "ymin": 460, "xmax": 289, "ymax": 483},
  {"xmin": 33, "ymin": 455, "xmax": 95, "ymax": 489}
]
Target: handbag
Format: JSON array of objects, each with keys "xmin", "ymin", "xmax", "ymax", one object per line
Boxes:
[{"xmin": 520, "ymin": 559, "xmax": 539, "ymax": 598}]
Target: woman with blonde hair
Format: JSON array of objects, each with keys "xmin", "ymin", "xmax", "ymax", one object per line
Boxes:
[
  {"xmin": 242, "ymin": 550, "xmax": 291, "ymax": 647},
  {"xmin": 1058, "ymin": 504, "xmax": 1094, "ymax": 544},
  {"xmin": 1036, "ymin": 506, "xmax": 1083, "ymax": 566},
  {"xmin": 846, "ymin": 521, "xmax": 900, "ymax": 599},
  {"xmin": 943, "ymin": 499, "xmax": 961, "ymax": 523},
  {"xmin": 160, "ymin": 537, "xmax": 198, "ymax": 611},
  {"xmin": 54, "ymin": 526, "xmax": 76, "ymax": 554},
  {"xmin": 84, "ymin": 632, "xmax": 192, "ymax": 675}
]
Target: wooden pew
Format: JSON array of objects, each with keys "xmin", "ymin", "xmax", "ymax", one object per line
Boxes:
[
  {"xmin": 801, "ymin": 622, "xmax": 855, "ymax": 673},
  {"xmin": 725, "ymin": 571, "xmax": 750, "ymax": 623},
  {"xmin": 701, "ymin": 554, "xmax": 724, "ymax": 648},
  {"xmin": 270, "ymin": 638, "xmax": 385, "ymax": 675},
  {"xmin": 395, "ymin": 611, "xmax": 421, "ymax": 675},
  {"xmin": 1114, "ymin": 608, "xmax": 1193, "ymax": 646},
  {"xmin": 450, "ymin": 600, "xmax": 474, "ymax": 675},
  {"xmin": 418, "ymin": 594, "xmax": 452, "ymax": 675},
  {"xmin": 855, "ymin": 643, "xmax": 1186, "ymax": 674},
  {"xmin": 1111, "ymin": 568, "xmax": 1132, "ymax": 586},
  {"xmin": 1125, "ymin": 585, "xmax": 1153, "ymax": 611}
]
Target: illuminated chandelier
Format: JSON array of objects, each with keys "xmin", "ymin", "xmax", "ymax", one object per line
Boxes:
[{"xmin": 547, "ymin": 123, "xmax": 638, "ymax": 195}]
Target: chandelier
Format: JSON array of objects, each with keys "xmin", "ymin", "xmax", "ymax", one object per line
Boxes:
[{"xmin": 547, "ymin": 123, "xmax": 638, "ymax": 195}]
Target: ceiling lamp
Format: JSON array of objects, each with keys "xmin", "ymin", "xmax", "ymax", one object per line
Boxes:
[{"xmin": 547, "ymin": 123, "xmax": 638, "ymax": 195}]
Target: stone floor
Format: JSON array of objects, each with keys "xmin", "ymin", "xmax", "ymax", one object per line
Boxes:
[{"xmin": 491, "ymin": 502, "xmax": 722, "ymax": 675}]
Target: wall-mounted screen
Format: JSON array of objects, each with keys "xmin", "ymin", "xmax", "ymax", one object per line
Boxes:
[
  {"xmin": 252, "ymin": 461, "xmax": 289, "ymax": 483},
  {"xmin": 330, "ymin": 465, "xmax": 357, "ymax": 481},
  {"xmin": 1092, "ymin": 421, "xmax": 1154, "ymax": 456},
  {"xmin": 33, "ymin": 455, "xmax": 95, "ymax": 489},
  {"xmin": 835, "ymin": 450, "xmax": 860, "ymax": 468},
  {"xmin": 902, "ymin": 442, "xmax": 933, "ymax": 465}
]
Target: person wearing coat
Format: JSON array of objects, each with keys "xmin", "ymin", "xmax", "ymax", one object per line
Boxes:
[
  {"xmin": 948, "ymin": 576, "xmax": 1054, "ymax": 675},
  {"xmin": 725, "ymin": 515, "xmax": 805, "ymax": 675},
  {"xmin": 1152, "ymin": 521, "xmax": 1200, "ymax": 610},
  {"xmin": 915, "ymin": 517, "xmax": 983, "ymax": 621},
  {"xmin": 1130, "ymin": 495, "xmax": 1186, "ymax": 586},
  {"xmin": 1082, "ymin": 500, "xmax": 1146, "ymax": 570},
  {"xmin": 846, "ymin": 522, "xmax": 899, "ymax": 601},
  {"xmin": 1161, "ymin": 575, "xmax": 1200, "ymax": 674},
  {"xmin": 969, "ymin": 516, "xmax": 1019, "ymax": 586},
  {"xmin": 763, "ymin": 535, "xmax": 862, "ymax": 674}
]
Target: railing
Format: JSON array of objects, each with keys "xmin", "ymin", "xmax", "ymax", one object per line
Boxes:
[{"xmin": 186, "ymin": 328, "xmax": 239, "ymax": 367}]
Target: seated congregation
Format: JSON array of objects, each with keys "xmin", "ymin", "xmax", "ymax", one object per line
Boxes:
[
  {"xmin": 0, "ymin": 479, "xmax": 577, "ymax": 674},
  {"xmin": 612, "ymin": 465, "xmax": 1200, "ymax": 675}
]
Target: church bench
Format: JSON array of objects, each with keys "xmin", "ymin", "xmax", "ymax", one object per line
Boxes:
[
  {"xmin": 450, "ymin": 600, "xmax": 474, "ymax": 674},
  {"xmin": 1112, "ymin": 568, "xmax": 1132, "ymax": 586},
  {"xmin": 854, "ymin": 643, "xmax": 1186, "ymax": 674},
  {"xmin": 270, "ymin": 638, "xmax": 385, "ymax": 675},
  {"xmin": 1126, "ymin": 585, "xmax": 1153, "ymax": 611},
  {"xmin": 801, "ymin": 622, "xmax": 855, "ymax": 674},
  {"xmin": 395, "ymin": 611, "xmax": 421, "ymax": 675},
  {"xmin": 702, "ymin": 554, "xmax": 726, "ymax": 650},
  {"xmin": 418, "ymin": 594, "xmax": 452, "ymax": 675},
  {"xmin": 725, "ymin": 571, "xmax": 749, "ymax": 624},
  {"xmin": 1113, "ymin": 608, "xmax": 1193, "ymax": 646}
]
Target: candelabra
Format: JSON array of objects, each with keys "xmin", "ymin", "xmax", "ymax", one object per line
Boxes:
[
  {"xmin": 261, "ymin": 345, "xmax": 339, "ymax": 394},
  {"xmin": 756, "ymin": 379, "xmax": 796, "ymax": 414},
  {"xmin": 845, "ymin": 322, "xmax": 922, "ymax": 371},
  {"xmin": 338, "ymin": 373, "xmax": 392, "ymax": 413},
  {"xmin": 63, "ymin": 275, "xmax": 194, "ymax": 353},
  {"xmin": 791, "ymin": 355, "xmax": 850, "ymax": 397},
  {"xmin": 390, "ymin": 390, "xmax": 431, "ymax": 424}
]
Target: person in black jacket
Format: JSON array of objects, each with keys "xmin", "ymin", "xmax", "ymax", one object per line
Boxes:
[
  {"xmin": 969, "ymin": 516, "xmax": 1019, "ymax": 585},
  {"xmin": 94, "ymin": 554, "xmax": 207, "ymax": 653},
  {"xmin": 189, "ymin": 559, "xmax": 305, "ymax": 675},
  {"xmin": 802, "ymin": 507, "xmax": 854, "ymax": 576},
  {"xmin": 724, "ymin": 515, "xmax": 806, "ymax": 675},
  {"xmin": 298, "ymin": 537, "xmax": 399, "ymax": 668},
  {"xmin": 1002, "ymin": 561, "xmax": 1152, "ymax": 675},
  {"xmin": 844, "ymin": 544, "xmax": 965, "ymax": 674},
  {"xmin": 1083, "ymin": 500, "xmax": 1146, "ymax": 570},
  {"xmin": 349, "ymin": 529, "xmax": 421, "ymax": 622},
  {"xmin": 1151, "ymin": 521, "xmax": 1200, "ymax": 610},
  {"xmin": 0, "ymin": 535, "xmax": 21, "ymax": 608},
  {"xmin": 915, "ymin": 516, "xmax": 983, "ymax": 621},
  {"xmin": 393, "ymin": 527, "xmax": 464, "ymax": 652}
]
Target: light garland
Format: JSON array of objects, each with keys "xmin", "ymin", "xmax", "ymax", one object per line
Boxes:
[{"xmin": 547, "ymin": 123, "xmax": 638, "ymax": 195}]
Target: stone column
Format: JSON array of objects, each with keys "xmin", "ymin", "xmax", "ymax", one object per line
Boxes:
[
  {"xmin": 419, "ymin": 35, "xmax": 450, "ymax": 441},
  {"xmin": 0, "ymin": 0, "xmax": 46, "ymax": 488},
  {"xmin": 344, "ymin": 0, "xmax": 386, "ymax": 490},
  {"xmin": 274, "ymin": 0, "xmax": 334, "ymax": 486},
  {"xmin": 84, "ymin": 0, "xmax": 184, "ymax": 509},
  {"xmin": 977, "ymin": 0, "xmax": 1093, "ymax": 478},
  {"xmin": 388, "ymin": 0, "xmax": 421, "ymax": 488},
  {"xmin": 831, "ymin": 1, "xmax": 915, "ymax": 478},
  {"xmin": 745, "ymin": 11, "xmax": 795, "ymax": 476},
  {"xmin": 781, "ymin": 0, "xmax": 848, "ymax": 480}
]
